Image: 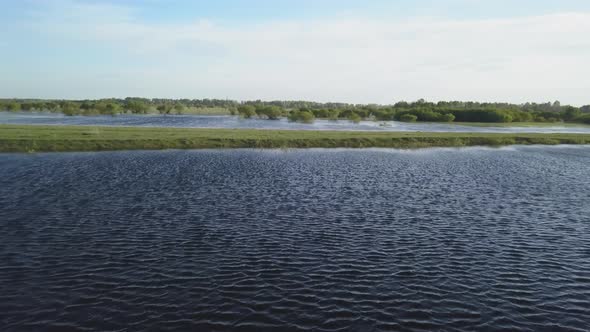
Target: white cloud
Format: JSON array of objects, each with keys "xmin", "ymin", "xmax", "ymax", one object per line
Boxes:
[{"xmin": 10, "ymin": 1, "xmax": 590, "ymax": 105}]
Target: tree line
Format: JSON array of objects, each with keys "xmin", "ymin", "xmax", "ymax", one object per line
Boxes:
[
  {"xmin": 238, "ymin": 99, "xmax": 590, "ymax": 124},
  {"xmin": 2, "ymin": 98, "xmax": 590, "ymax": 124},
  {"xmin": 0, "ymin": 98, "xmax": 238, "ymax": 116}
]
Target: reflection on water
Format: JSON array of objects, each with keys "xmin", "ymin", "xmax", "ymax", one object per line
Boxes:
[
  {"xmin": 1, "ymin": 146, "xmax": 590, "ymax": 331},
  {"xmin": 2, "ymin": 111, "xmax": 590, "ymax": 133}
]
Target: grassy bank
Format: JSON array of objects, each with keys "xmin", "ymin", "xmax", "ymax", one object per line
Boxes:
[{"xmin": 1, "ymin": 124, "xmax": 590, "ymax": 153}]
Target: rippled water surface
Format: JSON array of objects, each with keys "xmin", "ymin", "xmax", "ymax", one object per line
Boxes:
[
  {"xmin": 3, "ymin": 111, "xmax": 590, "ymax": 133},
  {"xmin": 1, "ymin": 146, "xmax": 590, "ymax": 331}
]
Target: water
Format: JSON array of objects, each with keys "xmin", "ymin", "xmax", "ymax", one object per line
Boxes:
[
  {"xmin": 1, "ymin": 146, "xmax": 590, "ymax": 331},
  {"xmin": 2, "ymin": 111, "xmax": 590, "ymax": 133}
]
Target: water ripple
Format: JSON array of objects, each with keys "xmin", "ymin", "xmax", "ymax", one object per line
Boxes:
[{"xmin": 1, "ymin": 146, "xmax": 590, "ymax": 331}]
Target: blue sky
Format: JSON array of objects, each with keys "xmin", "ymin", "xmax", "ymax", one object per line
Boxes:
[
  {"xmin": 7, "ymin": 0, "xmax": 590, "ymax": 21},
  {"xmin": 1, "ymin": 0, "xmax": 590, "ymax": 105}
]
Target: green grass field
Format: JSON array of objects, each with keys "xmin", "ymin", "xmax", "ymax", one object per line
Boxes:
[{"xmin": 1, "ymin": 124, "xmax": 590, "ymax": 153}]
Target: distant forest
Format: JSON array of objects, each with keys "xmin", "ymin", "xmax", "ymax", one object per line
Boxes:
[{"xmin": 1, "ymin": 98, "xmax": 590, "ymax": 124}]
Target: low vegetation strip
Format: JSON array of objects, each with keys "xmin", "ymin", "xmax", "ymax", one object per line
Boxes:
[
  {"xmin": 3, "ymin": 98, "xmax": 590, "ymax": 124},
  {"xmin": 1, "ymin": 125, "xmax": 590, "ymax": 152}
]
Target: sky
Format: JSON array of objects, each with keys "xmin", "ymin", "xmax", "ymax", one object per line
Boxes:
[{"xmin": 1, "ymin": 0, "xmax": 590, "ymax": 105}]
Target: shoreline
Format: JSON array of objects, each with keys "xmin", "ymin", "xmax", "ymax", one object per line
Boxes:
[{"xmin": 2, "ymin": 124, "xmax": 590, "ymax": 153}]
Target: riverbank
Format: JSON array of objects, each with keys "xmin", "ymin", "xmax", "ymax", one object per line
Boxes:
[{"xmin": 1, "ymin": 124, "xmax": 590, "ymax": 152}]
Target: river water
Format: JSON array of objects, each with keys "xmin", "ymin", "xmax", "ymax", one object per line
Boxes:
[
  {"xmin": 2, "ymin": 111, "xmax": 590, "ymax": 133},
  {"xmin": 1, "ymin": 147, "xmax": 589, "ymax": 331}
]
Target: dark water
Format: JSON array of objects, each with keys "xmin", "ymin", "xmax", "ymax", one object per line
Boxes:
[
  {"xmin": 1, "ymin": 146, "xmax": 590, "ymax": 331},
  {"xmin": 3, "ymin": 111, "xmax": 590, "ymax": 133}
]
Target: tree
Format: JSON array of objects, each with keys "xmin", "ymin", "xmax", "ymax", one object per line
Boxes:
[
  {"xmin": 6, "ymin": 102, "xmax": 21, "ymax": 112},
  {"xmin": 96, "ymin": 101, "xmax": 121, "ymax": 115},
  {"xmin": 61, "ymin": 102, "xmax": 80, "ymax": 116},
  {"xmin": 20, "ymin": 102, "xmax": 33, "ymax": 111},
  {"xmin": 288, "ymin": 110, "xmax": 315, "ymax": 123},
  {"xmin": 237, "ymin": 105, "xmax": 256, "ymax": 118},
  {"xmin": 258, "ymin": 105, "xmax": 282, "ymax": 120},
  {"xmin": 575, "ymin": 114, "xmax": 590, "ymax": 124},
  {"xmin": 126, "ymin": 100, "xmax": 149, "ymax": 114},
  {"xmin": 348, "ymin": 113, "xmax": 362, "ymax": 123},
  {"xmin": 327, "ymin": 109, "xmax": 340, "ymax": 120},
  {"xmin": 562, "ymin": 106, "xmax": 581, "ymax": 121},
  {"xmin": 80, "ymin": 101, "xmax": 94, "ymax": 110},
  {"xmin": 299, "ymin": 111, "xmax": 315, "ymax": 123},
  {"xmin": 497, "ymin": 112, "xmax": 513, "ymax": 123},
  {"xmin": 399, "ymin": 114, "xmax": 417, "ymax": 122},
  {"xmin": 44, "ymin": 102, "xmax": 59, "ymax": 111},
  {"xmin": 173, "ymin": 104, "xmax": 185, "ymax": 114},
  {"xmin": 106, "ymin": 103, "xmax": 121, "ymax": 116},
  {"xmin": 440, "ymin": 113, "xmax": 455, "ymax": 122},
  {"xmin": 157, "ymin": 104, "xmax": 173, "ymax": 115}
]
